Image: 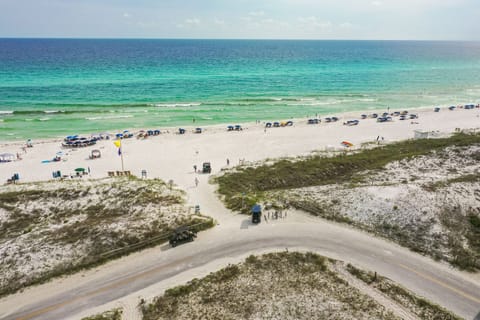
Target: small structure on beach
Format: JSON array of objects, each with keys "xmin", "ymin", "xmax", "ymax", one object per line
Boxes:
[
  {"xmin": 414, "ymin": 130, "xmax": 444, "ymax": 140},
  {"xmin": 0, "ymin": 153, "xmax": 15, "ymax": 163},
  {"xmin": 90, "ymin": 149, "xmax": 101, "ymax": 159}
]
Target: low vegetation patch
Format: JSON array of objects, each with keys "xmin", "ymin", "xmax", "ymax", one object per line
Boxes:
[
  {"xmin": 215, "ymin": 133, "xmax": 480, "ymax": 213},
  {"xmin": 141, "ymin": 252, "xmax": 401, "ymax": 320},
  {"xmin": 0, "ymin": 177, "xmax": 214, "ymax": 297},
  {"xmin": 140, "ymin": 252, "xmax": 461, "ymax": 320},
  {"xmin": 81, "ymin": 308, "xmax": 122, "ymax": 320}
]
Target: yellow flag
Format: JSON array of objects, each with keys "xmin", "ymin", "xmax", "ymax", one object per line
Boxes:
[{"xmin": 113, "ymin": 140, "xmax": 121, "ymax": 148}]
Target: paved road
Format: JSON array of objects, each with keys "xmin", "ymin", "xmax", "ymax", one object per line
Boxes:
[
  {"xmin": 2, "ymin": 218, "xmax": 480, "ymax": 320},
  {"xmin": 1, "ymin": 182, "xmax": 480, "ymax": 320}
]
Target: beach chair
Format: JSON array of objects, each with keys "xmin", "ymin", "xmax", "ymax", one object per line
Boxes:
[
  {"xmin": 116, "ymin": 171, "xmax": 123, "ymax": 176},
  {"xmin": 124, "ymin": 171, "xmax": 131, "ymax": 176},
  {"xmin": 108, "ymin": 171, "xmax": 115, "ymax": 177}
]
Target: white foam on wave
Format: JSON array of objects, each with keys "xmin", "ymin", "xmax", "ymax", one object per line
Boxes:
[
  {"xmin": 289, "ymin": 100, "xmax": 341, "ymax": 106},
  {"xmin": 86, "ymin": 115, "xmax": 134, "ymax": 121},
  {"xmin": 38, "ymin": 117, "xmax": 50, "ymax": 121},
  {"xmin": 0, "ymin": 110, "xmax": 14, "ymax": 115},
  {"xmin": 155, "ymin": 102, "xmax": 201, "ymax": 108},
  {"xmin": 44, "ymin": 110, "xmax": 61, "ymax": 114},
  {"xmin": 289, "ymin": 97, "xmax": 377, "ymax": 106}
]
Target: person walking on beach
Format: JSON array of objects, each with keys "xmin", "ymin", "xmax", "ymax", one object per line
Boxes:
[
  {"xmin": 195, "ymin": 177, "xmax": 199, "ymax": 187},
  {"xmin": 226, "ymin": 158, "xmax": 230, "ymax": 166},
  {"xmin": 193, "ymin": 165, "xmax": 197, "ymax": 172}
]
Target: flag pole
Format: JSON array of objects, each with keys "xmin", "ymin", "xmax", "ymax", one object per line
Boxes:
[{"xmin": 120, "ymin": 144, "xmax": 124, "ymax": 172}]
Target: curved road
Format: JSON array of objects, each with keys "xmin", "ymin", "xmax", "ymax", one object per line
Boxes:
[{"xmin": 1, "ymin": 183, "xmax": 480, "ymax": 320}]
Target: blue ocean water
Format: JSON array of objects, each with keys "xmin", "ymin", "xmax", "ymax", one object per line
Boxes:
[{"xmin": 0, "ymin": 39, "xmax": 479, "ymax": 140}]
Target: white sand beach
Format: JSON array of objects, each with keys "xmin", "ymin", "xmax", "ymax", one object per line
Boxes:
[{"xmin": 1, "ymin": 107, "xmax": 479, "ymax": 193}]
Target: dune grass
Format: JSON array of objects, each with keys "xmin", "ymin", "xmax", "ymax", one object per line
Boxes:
[
  {"xmin": 215, "ymin": 133, "xmax": 480, "ymax": 213},
  {"xmin": 81, "ymin": 309, "xmax": 122, "ymax": 320},
  {"xmin": 140, "ymin": 252, "xmax": 402, "ymax": 320},
  {"xmin": 0, "ymin": 177, "xmax": 215, "ymax": 297}
]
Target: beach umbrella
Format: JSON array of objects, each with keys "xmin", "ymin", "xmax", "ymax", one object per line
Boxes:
[{"xmin": 75, "ymin": 168, "xmax": 86, "ymax": 172}]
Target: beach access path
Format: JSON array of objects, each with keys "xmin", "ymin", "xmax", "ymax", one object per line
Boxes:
[{"xmin": 0, "ymin": 107, "xmax": 479, "ymax": 319}]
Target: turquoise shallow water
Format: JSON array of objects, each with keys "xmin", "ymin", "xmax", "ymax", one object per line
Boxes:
[{"xmin": 1, "ymin": 39, "xmax": 479, "ymax": 141}]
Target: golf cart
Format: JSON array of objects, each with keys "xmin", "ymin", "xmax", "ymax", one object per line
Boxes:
[
  {"xmin": 169, "ymin": 227, "xmax": 197, "ymax": 247},
  {"xmin": 251, "ymin": 204, "xmax": 262, "ymax": 224},
  {"xmin": 202, "ymin": 162, "xmax": 212, "ymax": 174}
]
